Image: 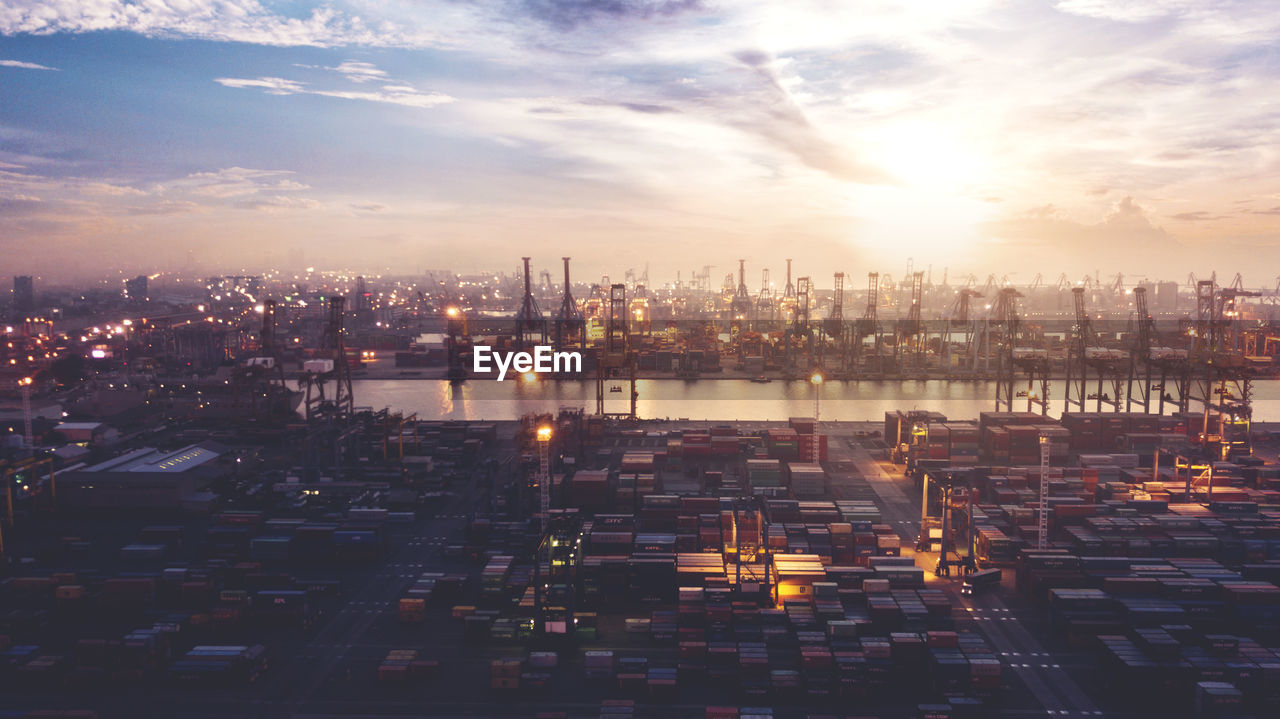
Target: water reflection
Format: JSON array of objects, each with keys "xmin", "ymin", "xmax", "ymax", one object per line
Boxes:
[{"xmin": 350, "ymin": 378, "xmax": 1280, "ymax": 422}]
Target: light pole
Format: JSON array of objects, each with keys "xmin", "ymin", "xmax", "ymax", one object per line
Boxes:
[
  {"xmin": 536, "ymin": 425, "xmax": 552, "ymax": 536},
  {"xmin": 810, "ymin": 372, "xmax": 823, "ymax": 463},
  {"xmin": 18, "ymin": 377, "xmax": 33, "ymax": 452},
  {"xmin": 1038, "ymin": 435, "xmax": 1049, "ymax": 550}
]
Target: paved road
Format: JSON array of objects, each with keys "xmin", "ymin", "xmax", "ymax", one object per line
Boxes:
[{"xmin": 828, "ymin": 432, "xmax": 1107, "ymax": 718}]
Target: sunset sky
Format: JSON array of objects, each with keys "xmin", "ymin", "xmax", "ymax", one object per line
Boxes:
[{"xmin": 3, "ymin": 1, "xmax": 1280, "ymax": 287}]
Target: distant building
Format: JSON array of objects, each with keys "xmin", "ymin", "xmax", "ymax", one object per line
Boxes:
[
  {"xmin": 124, "ymin": 274, "xmax": 149, "ymax": 302},
  {"xmin": 1156, "ymin": 281, "xmax": 1179, "ymax": 312},
  {"xmin": 53, "ymin": 421, "xmax": 120, "ymax": 446},
  {"xmin": 57, "ymin": 441, "xmax": 231, "ymax": 510},
  {"xmin": 12, "ymin": 275, "xmax": 33, "ymax": 317}
]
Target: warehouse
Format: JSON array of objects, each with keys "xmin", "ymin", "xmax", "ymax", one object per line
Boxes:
[{"xmin": 55, "ymin": 441, "xmax": 232, "ymax": 510}]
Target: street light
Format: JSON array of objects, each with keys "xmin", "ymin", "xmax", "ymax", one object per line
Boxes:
[
  {"xmin": 17, "ymin": 377, "xmax": 33, "ymax": 451},
  {"xmin": 536, "ymin": 425, "xmax": 552, "ymax": 535},
  {"xmin": 809, "ymin": 372, "xmax": 823, "ymax": 463}
]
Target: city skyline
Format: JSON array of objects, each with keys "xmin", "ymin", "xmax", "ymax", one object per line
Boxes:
[{"xmin": 3, "ymin": 1, "xmax": 1280, "ymax": 283}]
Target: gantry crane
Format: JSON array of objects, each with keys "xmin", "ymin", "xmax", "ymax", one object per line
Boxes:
[
  {"xmin": 516, "ymin": 257, "xmax": 546, "ymax": 350},
  {"xmin": 554, "ymin": 257, "xmax": 584, "ymax": 350},
  {"xmin": 853, "ymin": 272, "xmax": 882, "ymax": 375},
  {"xmin": 755, "ymin": 268, "xmax": 774, "ymax": 324},
  {"xmin": 942, "ymin": 288, "xmax": 982, "ymax": 374},
  {"xmin": 823, "ymin": 272, "xmax": 845, "ymax": 372},
  {"xmin": 1125, "ymin": 286, "xmax": 1189, "ymax": 414},
  {"xmin": 0, "ymin": 455, "xmax": 57, "ymax": 559},
  {"xmin": 895, "ymin": 271, "xmax": 926, "ymax": 373},
  {"xmin": 730, "ymin": 259, "xmax": 754, "ymax": 323},
  {"xmin": 785, "ymin": 277, "xmax": 813, "ymax": 375},
  {"xmin": 993, "ymin": 288, "xmax": 1049, "ymax": 414},
  {"xmin": 1064, "ymin": 287, "xmax": 1127, "ymax": 413},
  {"xmin": 302, "ymin": 296, "xmax": 354, "ymax": 421},
  {"xmin": 232, "ymin": 298, "xmax": 293, "ymax": 419},
  {"xmin": 1186, "ymin": 279, "xmax": 1255, "ymax": 458},
  {"xmin": 596, "ymin": 283, "xmax": 637, "ymax": 418}
]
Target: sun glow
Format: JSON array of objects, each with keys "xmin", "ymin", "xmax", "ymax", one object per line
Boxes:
[{"xmin": 869, "ymin": 121, "xmax": 987, "ymax": 190}]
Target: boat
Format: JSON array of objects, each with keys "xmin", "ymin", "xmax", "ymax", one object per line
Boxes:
[{"xmin": 750, "ymin": 375, "xmax": 772, "ymax": 384}]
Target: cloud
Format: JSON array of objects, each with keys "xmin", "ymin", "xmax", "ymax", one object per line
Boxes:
[
  {"xmin": 581, "ymin": 98, "xmax": 678, "ymax": 114},
  {"xmin": 83, "ymin": 182, "xmax": 147, "ymax": 197},
  {"xmin": 979, "ymin": 196, "xmax": 1184, "ymax": 275},
  {"xmin": 310, "ymin": 85, "xmax": 455, "ymax": 108},
  {"xmin": 723, "ymin": 49, "xmax": 889, "ymax": 184},
  {"xmin": 0, "ymin": 1, "xmax": 446, "ymax": 48},
  {"xmin": 350, "ymin": 202, "xmax": 387, "ymax": 212},
  {"xmin": 1171, "ymin": 210, "xmax": 1225, "ymax": 221},
  {"xmin": 521, "ymin": 0, "xmax": 707, "ymax": 30},
  {"xmin": 215, "ymin": 73, "xmax": 454, "ymax": 109},
  {"xmin": 330, "ymin": 60, "xmax": 387, "ymax": 83},
  {"xmin": 214, "ymin": 76, "xmax": 304, "ymax": 95},
  {"xmin": 0, "ymin": 59, "xmax": 57, "ymax": 70},
  {"xmin": 1053, "ymin": 0, "xmax": 1191, "ymax": 23},
  {"xmin": 234, "ymin": 195, "xmax": 322, "ymax": 211},
  {"xmin": 6, "ymin": 1, "xmax": 1280, "ymax": 281},
  {"xmin": 0, "ymin": 196, "xmax": 44, "ymax": 213},
  {"xmin": 169, "ymin": 167, "xmax": 307, "ymax": 198},
  {"xmin": 125, "ymin": 200, "xmax": 202, "ymax": 215}
]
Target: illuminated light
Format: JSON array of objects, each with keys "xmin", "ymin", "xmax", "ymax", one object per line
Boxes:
[
  {"xmin": 91, "ymin": 349, "xmax": 106, "ymax": 359},
  {"xmin": 197, "ymin": 305, "xmax": 205, "ymax": 312},
  {"xmin": 122, "ymin": 319, "xmax": 132, "ymax": 326},
  {"xmin": 810, "ymin": 372, "xmax": 824, "ymax": 385},
  {"xmin": 536, "ymin": 425, "xmax": 552, "ymax": 442},
  {"xmin": 255, "ymin": 304, "xmax": 265, "ymax": 314}
]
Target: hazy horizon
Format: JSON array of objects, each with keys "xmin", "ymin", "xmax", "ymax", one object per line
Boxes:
[{"xmin": 4, "ymin": 1, "xmax": 1280, "ymax": 285}]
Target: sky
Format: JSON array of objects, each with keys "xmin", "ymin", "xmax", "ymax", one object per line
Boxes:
[{"xmin": 3, "ymin": 0, "xmax": 1280, "ymax": 288}]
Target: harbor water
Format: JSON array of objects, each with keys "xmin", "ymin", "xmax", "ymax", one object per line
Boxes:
[{"xmin": 349, "ymin": 378, "xmax": 1280, "ymax": 422}]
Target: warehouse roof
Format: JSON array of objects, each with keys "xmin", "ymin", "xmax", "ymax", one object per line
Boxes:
[
  {"xmin": 79, "ymin": 442, "xmax": 226, "ymax": 474},
  {"xmin": 55, "ymin": 422, "xmax": 106, "ymax": 431}
]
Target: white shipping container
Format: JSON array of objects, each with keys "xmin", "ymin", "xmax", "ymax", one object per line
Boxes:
[{"xmin": 303, "ymin": 359, "xmax": 335, "ymax": 374}]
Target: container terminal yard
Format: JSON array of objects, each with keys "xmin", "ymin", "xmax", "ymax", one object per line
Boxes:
[{"xmin": 3, "ymin": 265, "xmax": 1280, "ymax": 719}]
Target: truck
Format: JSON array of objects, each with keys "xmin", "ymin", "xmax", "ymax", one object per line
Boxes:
[{"xmin": 960, "ymin": 568, "xmax": 1001, "ymax": 596}]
